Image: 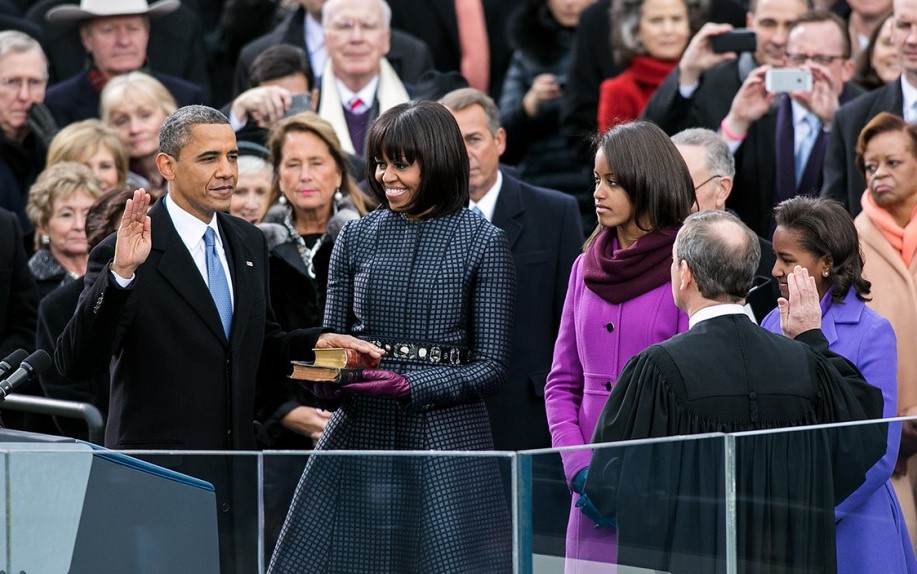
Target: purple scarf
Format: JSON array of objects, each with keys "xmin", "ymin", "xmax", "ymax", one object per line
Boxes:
[{"xmin": 583, "ymin": 226, "xmax": 679, "ymax": 304}]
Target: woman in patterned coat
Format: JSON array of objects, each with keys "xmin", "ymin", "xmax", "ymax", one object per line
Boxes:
[
  {"xmin": 269, "ymin": 101, "xmax": 516, "ymax": 573},
  {"xmin": 544, "ymin": 120, "xmax": 693, "ymax": 572}
]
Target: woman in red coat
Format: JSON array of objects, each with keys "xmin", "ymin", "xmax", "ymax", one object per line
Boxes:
[{"xmin": 597, "ymin": 0, "xmax": 702, "ymax": 131}]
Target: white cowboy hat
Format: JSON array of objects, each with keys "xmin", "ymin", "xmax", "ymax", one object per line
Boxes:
[{"xmin": 46, "ymin": 0, "xmax": 181, "ymax": 25}]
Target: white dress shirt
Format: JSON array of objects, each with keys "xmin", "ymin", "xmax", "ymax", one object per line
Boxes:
[
  {"xmin": 468, "ymin": 170, "xmax": 502, "ymax": 222},
  {"xmin": 112, "ymin": 195, "xmax": 235, "ymax": 309}
]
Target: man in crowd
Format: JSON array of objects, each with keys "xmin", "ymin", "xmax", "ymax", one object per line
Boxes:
[
  {"xmin": 234, "ymin": 0, "xmax": 432, "ymax": 98},
  {"xmin": 642, "ymin": 0, "xmax": 809, "ymax": 136},
  {"xmin": 822, "ymin": 0, "xmax": 917, "ymax": 215},
  {"xmin": 315, "ymin": 0, "xmax": 411, "ymax": 156},
  {"xmin": 440, "ymin": 87, "xmax": 583, "ymax": 451},
  {"xmin": 42, "ymin": 0, "xmax": 204, "ymax": 126},
  {"xmin": 583, "ymin": 210, "xmax": 884, "ymax": 572},
  {"xmin": 718, "ymin": 11, "xmax": 862, "ymax": 235},
  {"xmin": 55, "ymin": 105, "xmax": 380, "ymax": 573},
  {"xmin": 0, "ymin": 30, "xmax": 53, "ymax": 237},
  {"xmin": 671, "ymin": 127, "xmax": 779, "ymax": 321}
]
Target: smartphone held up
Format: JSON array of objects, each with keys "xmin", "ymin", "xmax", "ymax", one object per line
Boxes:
[{"xmin": 765, "ymin": 68, "xmax": 813, "ymax": 93}]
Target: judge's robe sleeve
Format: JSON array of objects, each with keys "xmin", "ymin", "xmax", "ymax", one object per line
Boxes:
[{"xmin": 583, "ymin": 349, "xmax": 675, "ymax": 518}]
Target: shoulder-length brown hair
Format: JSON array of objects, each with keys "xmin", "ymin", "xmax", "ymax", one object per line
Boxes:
[
  {"xmin": 773, "ymin": 196, "xmax": 871, "ymax": 303},
  {"xmin": 585, "ymin": 120, "xmax": 695, "ymax": 249},
  {"xmin": 364, "ymin": 101, "xmax": 469, "ymax": 219},
  {"xmin": 266, "ymin": 111, "xmax": 370, "ymax": 216}
]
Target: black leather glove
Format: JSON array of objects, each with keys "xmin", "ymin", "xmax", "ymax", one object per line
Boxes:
[{"xmin": 27, "ymin": 103, "xmax": 58, "ymax": 149}]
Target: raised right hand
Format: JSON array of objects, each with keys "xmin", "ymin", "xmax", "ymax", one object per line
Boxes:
[
  {"xmin": 778, "ymin": 265, "xmax": 822, "ymax": 339},
  {"xmin": 723, "ymin": 65, "xmax": 776, "ymax": 137},
  {"xmin": 111, "ymin": 188, "xmax": 152, "ymax": 279}
]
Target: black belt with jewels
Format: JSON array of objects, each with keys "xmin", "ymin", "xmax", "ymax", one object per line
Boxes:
[{"xmin": 366, "ymin": 339, "xmax": 471, "ymax": 365}]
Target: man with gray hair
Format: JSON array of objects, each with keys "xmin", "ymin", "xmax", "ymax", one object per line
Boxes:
[
  {"xmin": 0, "ymin": 30, "xmax": 56, "ymax": 238},
  {"xmin": 56, "ymin": 104, "xmax": 381, "ymax": 574},
  {"xmin": 315, "ymin": 0, "xmax": 413, "ymax": 156},
  {"xmin": 672, "ymin": 127, "xmax": 779, "ymax": 321},
  {"xmin": 581, "ymin": 209, "xmax": 886, "ymax": 573}
]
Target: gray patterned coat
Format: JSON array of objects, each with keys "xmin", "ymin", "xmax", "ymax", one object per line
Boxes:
[{"xmin": 269, "ymin": 209, "xmax": 516, "ymax": 573}]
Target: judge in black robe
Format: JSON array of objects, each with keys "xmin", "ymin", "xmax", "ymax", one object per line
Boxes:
[{"xmin": 583, "ymin": 211, "xmax": 886, "ymax": 574}]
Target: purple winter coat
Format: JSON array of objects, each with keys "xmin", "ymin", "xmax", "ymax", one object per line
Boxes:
[
  {"xmin": 762, "ymin": 288, "xmax": 917, "ymax": 573},
  {"xmin": 545, "ymin": 254, "xmax": 689, "ymax": 571}
]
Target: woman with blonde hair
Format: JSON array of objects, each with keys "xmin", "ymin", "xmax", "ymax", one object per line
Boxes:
[
  {"xmin": 47, "ymin": 119, "xmax": 129, "ymax": 193},
  {"xmin": 100, "ymin": 72, "xmax": 177, "ymax": 196},
  {"xmin": 25, "ymin": 162, "xmax": 102, "ymax": 299}
]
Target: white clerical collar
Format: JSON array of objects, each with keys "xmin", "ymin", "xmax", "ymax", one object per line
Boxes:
[
  {"xmin": 688, "ymin": 303, "xmax": 747, "ymax": 329},
  {"xmin": 336, "ymin": 75, "xmax": 379, "ymax": 110},
  {"xmin": 469, "ymin": 170, "xmax": 502, "ymax": 222},
  {"xmin": 164, "ymin": 193, "xmax": 221, "ymax": 252}
]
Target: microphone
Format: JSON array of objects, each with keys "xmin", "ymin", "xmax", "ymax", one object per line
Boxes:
[
  {"xmin": 0, "ymin": 350, "xmax": 52, "ymax": 401},
  {"xmin": 0, "ymin": 349, "xmax": 28, "ymax": 380}
]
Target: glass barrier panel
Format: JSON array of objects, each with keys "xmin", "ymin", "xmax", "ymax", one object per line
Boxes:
[
  {"xmin": 729, "ymin": 417, "xmax": 913, "ymax": 574},
  {"xmin": 518, "ymin": 434, "xmax": 729, "ymax": 574}
]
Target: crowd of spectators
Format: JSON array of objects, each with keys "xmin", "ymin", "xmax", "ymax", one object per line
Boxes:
[{"xmin": 2, "ymin": 0, "xmax": 917, "ymax": 571}]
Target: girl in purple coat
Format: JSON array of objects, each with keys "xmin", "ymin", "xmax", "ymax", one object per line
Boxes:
[
  {"xmin": 761, "ymin": 196, "xmax": 917, "ymax": 573},
  {"xmin": 544, "ymin": 121, "xmax": 693, "ymax": 571}
]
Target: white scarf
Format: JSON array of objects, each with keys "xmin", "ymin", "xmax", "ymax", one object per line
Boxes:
[{"xmin": 317, "ymin": 57, "xmax": 410, "ymax": 154}]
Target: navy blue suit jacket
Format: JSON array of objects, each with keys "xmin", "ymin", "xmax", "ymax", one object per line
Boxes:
[
  {"xmin": 44, "ymin": 70, "xmax": 205, "ymax": 128},
  {"xmin": 484, "ymin": 171, "xmax": 583, "ymax": 450}
]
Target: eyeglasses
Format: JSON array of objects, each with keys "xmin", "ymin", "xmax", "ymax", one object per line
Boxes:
[
  {"xmin": 326, "ymin": 18, "xmax": 382, "ymax": 34},
  {"xmin": 694, "ymin": 174, "xmax": 723, "ymax": 191},
  {"xmin": 0, "ymin": 77, "xmax": 47, "ymax": 94},
  {"xmin": 784, "ymin": 53, "xmax": 846, "ymax": 66}
]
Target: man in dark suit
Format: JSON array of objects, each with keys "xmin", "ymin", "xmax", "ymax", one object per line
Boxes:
[
  {"xmin": 314, "ymin": 0, "xmax": 415, "ymax": 157},
  {"xmin": 0, "ymin": 30, "xmax": 52, "ymax": 238},
  {"xmin": 717, "ymin": 11, "xmax": 863, "ymax": 236},
  {"xmin": 25, "ymin": 0, "xmax": 211, "ymax": 102},
  {"xmin": 822, "ymin": 0, "xmax": 916, "ymax": 216},
  {"xmin": 582, "ymin": 210, "xmax": 885, "ymax": 572},
  {"xmin": 642, "ymin": 0, "xmax": 808, "ymax": 136},
  {"xmin": 672, "ymin": 127, "xmax": 780, "ymax": 322},
  {"xmin": 234, "ymin": 0, "xmax": 433, "ymax": 98},
  {"xmin": 55, "ymin": 105, "xmax": 381, "ymax": 573},
  {"xmin": 441, "ymin": 87, "xmax": 583, "ymax": 451},
  {"xmin": 41, "ymin": 0, "xmax": 205, "ymax": 127}
]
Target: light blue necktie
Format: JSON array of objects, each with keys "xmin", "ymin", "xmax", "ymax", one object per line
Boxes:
[
  {"xmin": 794, "ymin": 113, "xmax": 819, "ymax": 186},
  {"xmin": 204, "ymin": 227, "xmax": 232, "ymax": 339},
  {"xmin": 470, "ymin": 205, "xmax": 484, "ymax": 219}
]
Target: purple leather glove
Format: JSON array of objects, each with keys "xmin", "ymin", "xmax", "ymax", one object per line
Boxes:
[
  {"xmin": 298, "ymin": 381, "xmax": 343, "ymax": 401},
  {"xmin": 341, "ymin": 369, "xmax": 410, "ymax": 399}
]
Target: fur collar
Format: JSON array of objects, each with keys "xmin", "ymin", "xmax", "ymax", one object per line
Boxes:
[{"xmin": 508, "ymin": 4, "xmax": 576, "ymax": 66}]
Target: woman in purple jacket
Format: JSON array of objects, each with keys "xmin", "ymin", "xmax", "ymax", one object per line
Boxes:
[
  {"xmin": 544, "ymin": 121, "xmax": 693, "ymax": 571},
  {"xmin": 761, "ymin": 196, "xmax": 917, "ymax": 573}
]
